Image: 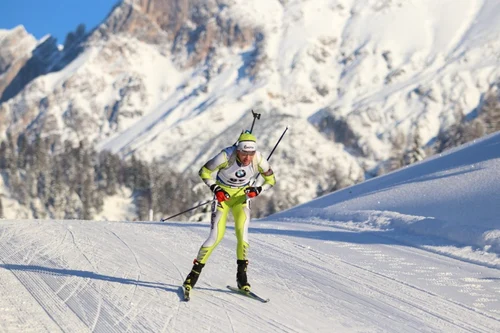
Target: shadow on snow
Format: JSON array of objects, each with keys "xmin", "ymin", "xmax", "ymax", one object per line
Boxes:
[{"xmin": 0, "ymin": 263, "xmax": 184, "ymax": 298}]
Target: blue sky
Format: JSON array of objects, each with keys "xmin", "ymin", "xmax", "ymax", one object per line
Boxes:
[{"xmin": 0, "ymin": 0, "xmax": 119, "ymax": 43}]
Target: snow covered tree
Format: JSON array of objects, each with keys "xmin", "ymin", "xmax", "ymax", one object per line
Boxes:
[
  {"xmin": 98, "ymin": 151, "xmax": 121, "ymax": 195},
  {"xmin": 48, "ymin": 162, "xmax": 66, "ymax": 219},
  {"xmin": 0, "ymin": 134, "xmax": 212, "ymax": 220},
  {"xmin": 81, "ymin": 176, "xmax": 95, "ymax": 220},
  {"xmin": 0, "ymin": 141, "xmax": 10, "ymax": 169},
  {"xmin": 436, "ymin": 116, "xmax": 486, "ymax": 153},
  {"xmin": 403, "ymin": 132, "xmax": 426, "ymax": 165},
  {"xmin": 481, "ymin": 90, "xmax": 500, "ymax": 133},
  {"xmin": 32, "ymin": 136, "xmax": 50, "ymax": 172},
  {"xmin": 16, "ymin": 133, "xmax": 28, "ymax": 169}
]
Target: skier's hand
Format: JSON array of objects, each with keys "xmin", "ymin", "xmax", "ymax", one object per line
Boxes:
[
  {"xmin": 245, "ymin": 186, "xmax": 262, "ymax": 198},
  {"xmin": 211, "ymin": 184, "xmax": 230, "ymax": 203}
]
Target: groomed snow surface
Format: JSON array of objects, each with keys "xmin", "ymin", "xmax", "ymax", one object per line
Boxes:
[{"xmin": 1, "ymin": 134, "xmax": 500, "ymax": 332}]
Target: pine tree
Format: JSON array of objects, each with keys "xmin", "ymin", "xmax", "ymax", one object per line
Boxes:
[
  {"xmin": 481, "ymin": 92, "xmax": 500, "ymax": 133},
  {"xmin": 81, "ymin": 176, "xmax": 94, "ymax": 220},
  {"xmin": 37, "ymin": 171, "xmax": 49, "ymax": 202},
  {"xmin": 33, "ymin": 136, "xmax": 50, "ymax": 172},
  {"xmin": 0, "ymin": 141, "xmax": 10, "ymax": 169},
  {"xmin": 403, "ymin": 132, "xmax": 426, "ymax": 165},
  {"xmin": 98, "ymin": 151, "xmax": 121, "ymax": 195},
  {"xmin": 16, "ymin": 133, "xmax": 28, "ymax": 169},
  {"xmin": 125, "ymin": 155, "xmax": 139, "ymax": 189},
  {"xmin": 149, "ymin": 160, "xmax": 173, "ymax": 220},
  {"xmin": 135, "ymin": 194, "xmax": 149, "ymax": 221},
  {"xmin": 48, "ymin": 160, "xmax": 66, "ymax": 219}
]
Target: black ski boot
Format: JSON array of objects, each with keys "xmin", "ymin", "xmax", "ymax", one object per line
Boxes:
[
  {"xmin": 183, "ymin": 259, "xmax": 205, "ymax": 291},
  {"xmin": 236, "ymin": 259, "xmax": 251, "ymax": 291}
]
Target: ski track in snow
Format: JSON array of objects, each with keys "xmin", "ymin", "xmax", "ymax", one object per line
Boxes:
[{"xmin": 0, "ymin": 220, "xmax": 500, "ymax": 332}]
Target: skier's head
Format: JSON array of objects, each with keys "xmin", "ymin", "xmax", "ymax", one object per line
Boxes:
[{"xmin": 236, "ymin": 132, "xmax": 257, "ymax": 166}]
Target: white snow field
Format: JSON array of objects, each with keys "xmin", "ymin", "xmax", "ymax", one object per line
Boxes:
[{"xmin": 1, "ymin": 133, "xmax": 500, "ymax": 332}]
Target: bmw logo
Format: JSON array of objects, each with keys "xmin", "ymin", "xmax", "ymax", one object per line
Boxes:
[{"xmin": 235, "ymin": 170, "xmax": 246, "ymax": 178}]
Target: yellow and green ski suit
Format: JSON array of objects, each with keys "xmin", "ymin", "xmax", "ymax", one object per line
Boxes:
[{"xmin": 195, "ymin": 146, "xmax": 276, "ymax": 264}]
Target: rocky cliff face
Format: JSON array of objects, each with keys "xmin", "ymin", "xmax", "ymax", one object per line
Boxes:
[
  {"xmin": 0, "ymin": 26, "xmax": 37, "ymax": 100},
  {"xmin": 93, "ymin": 0, "xmax": 260, "ymax": 67},
  {"xmin": 1, "ymin": 36, "xmax": 61, "ymax": 103}
]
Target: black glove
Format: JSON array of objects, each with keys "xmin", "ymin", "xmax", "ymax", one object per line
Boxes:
[
  {"xmin": 245, "ymin": 186, "xmax": 262, "ymax": 198},
  {"xmin": 210, "ymin": 184, "xmax": 230, "ymax": 203}
]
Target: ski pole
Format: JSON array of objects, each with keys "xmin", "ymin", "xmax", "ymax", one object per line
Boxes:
[
  {"xmin": 248, "ymin": 126, "xmax": 288, "ymax": 187},
  {"xmin": 266, "ymin": 126, "xmax": 288, "ymax": 160},
  {"xmin": 160, "ymin": 199, "xmax": 212, "ymax": 222},
  {"xmin": 249, "ymin": 110, "xmax": 261, "ymax": 133},
  {"xmin": 233, "ymin": 110, "xmax": 261, "ymax": 146}
]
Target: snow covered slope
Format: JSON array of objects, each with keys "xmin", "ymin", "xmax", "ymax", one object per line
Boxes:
[
  {"xmin": 1, "ymin": 126, "xmax": 500, "ymax": 332},
  {"xmin": 271, "ymin": 131, "xmax": 500, "ymax": 266}
]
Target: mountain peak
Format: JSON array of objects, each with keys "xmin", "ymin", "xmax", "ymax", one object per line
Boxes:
[
  {"xmin": 0, "ymin": 24, "xmax": 29, "ymax": 37},
  {"xmin": 0, "ymin": 25, "xmax": 37, "ymax": 98},
  {"xmin": 0, "ymin": 25, "xmax": 36, "ymax": 47},
  {"xmin": 94, "ymin": 0, "xmax": 258, "ymax": 66}
]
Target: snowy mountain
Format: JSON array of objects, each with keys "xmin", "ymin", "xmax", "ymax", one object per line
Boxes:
[
  {"xmin": 0, "ymin": 125, "xmax": 499, "ymax": 332},
  {"xmin": 1, "ymin": 0, "xmax": 500, "ymax": 218},
  {"xmin": 0, "ymin": 26, "xmax": 37, "ymax": 97}
]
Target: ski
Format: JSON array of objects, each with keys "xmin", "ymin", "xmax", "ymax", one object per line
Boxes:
[
  {"xmin": 181, "ymin": 286, "xmax": 191, "ymax": 302},
  {"xmin": 226, "ymin": 285, "xmax": 270, "ymax": 303}
]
